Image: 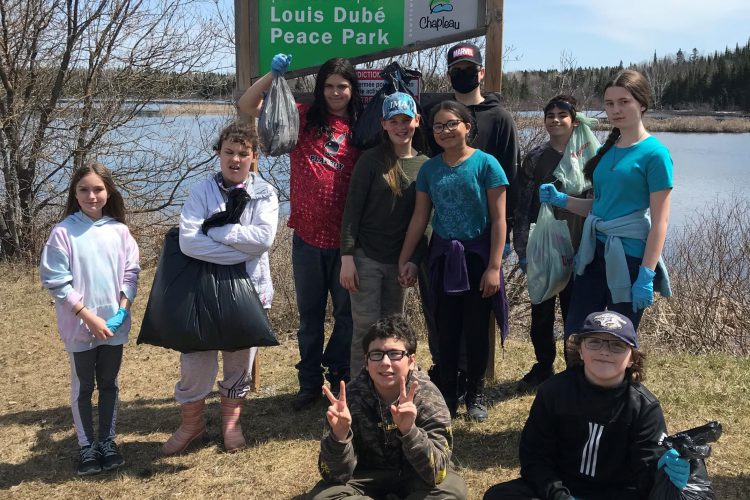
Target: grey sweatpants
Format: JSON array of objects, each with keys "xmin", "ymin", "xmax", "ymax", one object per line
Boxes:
[
  {"xmin": 69, "ymin": 344, "xmax": 123, "ymax": 447},
  {"xmin": 349, "ymin": 250, "xmax": 406, "ymax": 378},
  {"xmin": 174, "ymin": 347, "xmax": 257, "ymax": 404}
]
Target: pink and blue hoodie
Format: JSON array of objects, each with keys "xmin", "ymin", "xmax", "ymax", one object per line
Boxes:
[{"xmin": 39, "ymin": 212, "xmax": 140, "ymax": 353}]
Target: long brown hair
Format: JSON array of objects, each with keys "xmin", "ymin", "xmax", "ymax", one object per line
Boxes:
[
  {"xmin": 583, "ymin": 69, "xmax": 652, "ymax": 181},
  {"xmin": 305, "ymin": 58, "xmax": 362, "ymax": 137},
  {"xmin": 565, "ymin": 335, "xmax": 647, "ymax": 383},
  {"xmin": 63, "ymin": 163, "xmax": 127, "ymax": 224},
  {"xmin": 380, "ymin": 118, "xmax": 427, "ymax": 197}
]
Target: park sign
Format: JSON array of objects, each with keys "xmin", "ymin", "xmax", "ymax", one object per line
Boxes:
[{"xmin": 254, "ymin": 0, "xmax": 487, "ymax": 78}]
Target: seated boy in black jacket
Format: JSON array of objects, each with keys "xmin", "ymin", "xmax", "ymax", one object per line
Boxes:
[
  {"xmin": 308, "ymin": 315, "xmax": 467, "ymax": 499},
  {"xmin": 484, "ymin": 311, "xmax": 689, "ymax": 500}
]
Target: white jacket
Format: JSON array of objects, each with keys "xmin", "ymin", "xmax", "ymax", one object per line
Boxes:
[{"xmin": 179, "ymin": 173, "xmax": 279, "ymax": 308}]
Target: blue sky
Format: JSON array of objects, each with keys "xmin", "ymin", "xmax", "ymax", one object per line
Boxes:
[{"xmin": 502, "ymin": 0, "xmax": 750, "ymax": 71}]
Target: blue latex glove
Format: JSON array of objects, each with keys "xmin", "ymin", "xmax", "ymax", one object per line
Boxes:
[
  {"xmin": 539, "ymin": 183, "xmax": 568, "ymax": 208},
  {"xmin": 503, "ymin": 243, "xmax": 512, "ymax": 259},
  {"xmin": 105, "ymin": 307, "xmax": 129, "ymax": 334},
  {"xmin": 518, "ymin": 257, "xmax": 527, "ymax": 274},
  {"xmin": 658, "ymin": 448, "xmax": 690, "ymax": 490},
  {"xmin": 631, "ymin": 266, "xmax": 656, "ymax": 312},
  {"xmin": 271, "ymin": 53, "xmax": 292, "ymax": 75}
]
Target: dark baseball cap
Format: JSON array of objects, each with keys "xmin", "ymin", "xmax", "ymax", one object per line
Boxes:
[
  {"xmin": 447, "ymin": 42, "xmax": 483, "ymax": 68},
  {"xmin": 572, "ymin": 311, "xmax": 638, "ymax": 348}
]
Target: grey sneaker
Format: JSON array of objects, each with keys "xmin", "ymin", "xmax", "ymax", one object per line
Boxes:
[
  {"xmin": 77, "ymin": 444, "xmax": 102, "ymax": 476},
  {"xmin": 99, "ymin": 439, "xmax": 125, "ymax": 471}
]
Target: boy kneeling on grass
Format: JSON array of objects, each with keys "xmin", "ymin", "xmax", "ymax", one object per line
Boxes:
[
  {"xmin": 484, "ymin": 311, "xmax": 690, "ymax": 500},
  {"xmin": 308, "ymin": 315, "xmax": 467, "ymax": 499}
]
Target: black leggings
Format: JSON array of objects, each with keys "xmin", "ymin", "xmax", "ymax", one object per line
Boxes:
[
  {"xmin": 434, "ymin": 252, "xmax": 492, "ymax": 406},
  {"xmin": 70, "ymin": 344, "xmax": 123, "ymax": 446}
]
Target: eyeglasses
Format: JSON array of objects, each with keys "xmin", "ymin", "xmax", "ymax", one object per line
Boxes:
[
  {"xmin": 366, "ymin": 350, "xmax": 410, "ymax": 362},
  {"xmin": 581, "ymin": 337, "xmax": 631, "ymax": 354},
  {"xmin": 432, "ymin": 119, "xmax": 463, "ymax": 134}
]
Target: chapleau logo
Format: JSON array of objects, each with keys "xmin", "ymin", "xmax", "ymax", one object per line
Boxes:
[{"xmin": 430, "ymin": 0, "xmax": 454, "ymax": 14}]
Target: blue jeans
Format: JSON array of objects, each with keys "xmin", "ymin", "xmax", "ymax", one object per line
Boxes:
[
  {"xmin": 564, "ymin": 240, "xmax": 645, "ymax": 339},
  {"xmin": 292, "ymin": 232, "xmax": 352, "ymax": 393}
]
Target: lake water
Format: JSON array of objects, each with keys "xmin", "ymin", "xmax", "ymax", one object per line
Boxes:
[
  {"xmin": 654, "ymin": 132, "xmax": 748, "ymax": 231},
  {"xmin": 109, "ymin": 114, "xmax": 748, "ymax": 235}
]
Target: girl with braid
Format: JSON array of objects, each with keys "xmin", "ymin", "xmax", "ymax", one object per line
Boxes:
[{"xmin": 539, "ymin": 70, "xmax": 673, "ymax": 337}]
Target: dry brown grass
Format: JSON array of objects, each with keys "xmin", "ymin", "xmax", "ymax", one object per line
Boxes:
[
  {"xmin": 2, "ymin": 244, "xmax": 749, "ymax": 498},
  {"xmin": 643, "ymin": 116, "xmax": 750, "ymax": 133},
  {"xmin": 159, "ymin": 103, "xmax": 235, "ymax": 116}
]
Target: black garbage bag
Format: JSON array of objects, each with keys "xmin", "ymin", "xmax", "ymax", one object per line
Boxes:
[
  {"xmin": 648, "ymin": 421, "xmax": 722, "ymax": 500},
  {"xmin": 352, "ymin": 62, "xmax": 425, "ymax": 150},
  {"xmin": 258, "ymin": 72, "xmax": 299, "ymax": 156},
  {"xmin": 201, "ymin": 188, "xmax": 250, "ymax": 235},
  {"xmin": 137, "ymin": 227, "xmax": 278, "ymax": 353}
]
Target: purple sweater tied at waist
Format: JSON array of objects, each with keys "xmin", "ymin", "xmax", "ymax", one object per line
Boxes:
[{"xmin": 427, "ymin": 230, "xmax": 510, "ymax": 344}]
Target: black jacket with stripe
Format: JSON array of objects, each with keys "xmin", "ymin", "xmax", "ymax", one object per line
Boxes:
[{"xmin": 519, "ymin": 366, "xmax": 667, "ymax": 500}]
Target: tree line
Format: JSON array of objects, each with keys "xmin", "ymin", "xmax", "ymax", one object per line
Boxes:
[{"xmin": 502, "ymin": 39, "xmax": 750, "ymax": 112}]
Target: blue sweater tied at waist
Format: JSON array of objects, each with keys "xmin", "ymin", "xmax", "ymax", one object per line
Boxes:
[{"xmin": 576, "ymin": 209, "xmax": 672, "ymax": 304}]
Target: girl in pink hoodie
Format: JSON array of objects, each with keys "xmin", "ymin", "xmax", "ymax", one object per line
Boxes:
[{"xmin": 40, "ymin": 163, "xmax": 140, "ymax": 476}]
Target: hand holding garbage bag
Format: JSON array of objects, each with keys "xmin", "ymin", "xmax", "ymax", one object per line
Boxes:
[
  {"xmin": 648, "ymin": 421, "xmax": 722, "ymax": 500},
  {"xmin": 271, "ymin": 53, "xmax": 291, "ymax": 75},
  {"xmin": 658, "ymin": 449, "xmax": 690, "ymax": 490},
  {"xmin": 539, "ymin": 183, "xmax": 568, "ymax": 208},
  {"xmin": 258, "ymin": 54, "xmax": 299, "ymax": 156}
]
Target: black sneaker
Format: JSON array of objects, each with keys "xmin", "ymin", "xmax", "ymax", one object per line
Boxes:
[
  {"xmin": 466, "ymin": 394, "xmax": 488, "ymax": 422},
  {"xmin": 292, "ymin": 390, "xmax": 320, "ymax": 411},
  {"xmin": 517, "ymin": 365, "xmax": 554, "ymax": 393},
  {"xmin": 77, "ymin": 444, "xmax": 102, "ymax": 476},
  {"xmin": 99, "ymin": 439, "xmax": 125, "ymax": 471}
]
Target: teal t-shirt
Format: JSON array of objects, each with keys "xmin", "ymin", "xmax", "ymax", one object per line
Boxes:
[
  {"xmin": 416, "ymin": 149, "xmax": 508, "ymax": 240},
  {"xmin": 593, "ymin": 135, "xmax": 673, "ymax": 257}
]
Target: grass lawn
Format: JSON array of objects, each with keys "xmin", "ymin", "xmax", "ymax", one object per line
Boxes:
[{"xmin": 1, "ymin": 265, "xmax": 748, "ymax": 499}]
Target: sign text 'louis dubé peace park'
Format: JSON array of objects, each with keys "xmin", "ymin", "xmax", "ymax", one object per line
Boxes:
[{"xmin": 253, "ymin": 0, "xmax": 487, "ymax": 77}]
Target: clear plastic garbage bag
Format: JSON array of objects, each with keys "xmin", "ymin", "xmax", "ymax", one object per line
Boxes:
[
  {"xmin": 526, "ymin": 204, "xmax": 575, "ymax": 304},
  {"xmin": 552, "ymin": 113, "xmax": 600, "ymax": 195},
  {"xmin": 258, "ymin": 72, "xmax": 299, "ymax": 156}
]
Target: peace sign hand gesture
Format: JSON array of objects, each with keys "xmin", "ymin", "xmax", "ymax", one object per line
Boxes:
[
  {"xmin": 390, "ymin": 376, "xmax": 419, "ymax": 435},
  {"xmin": 323, "ymin": 381, "xmax": 352, "ymax": 442}
]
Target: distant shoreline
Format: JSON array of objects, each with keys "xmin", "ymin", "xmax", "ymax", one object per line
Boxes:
[{"xmin": 157, "ymin": 102, "xmax": 750, "ymax": 133}]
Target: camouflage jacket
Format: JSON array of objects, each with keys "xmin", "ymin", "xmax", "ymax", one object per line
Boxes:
[
  {"xmin": 317, "ymin": 368, "xmax": 453, "ymax": 486},
  {"xmin": 513, "ymin": 141, "xmax": 589, "ymax": 261}
]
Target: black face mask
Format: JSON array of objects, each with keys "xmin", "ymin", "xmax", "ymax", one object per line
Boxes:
[{"xmin": 450, "ymin": 68, "xmax": 480, "ymax": 93}]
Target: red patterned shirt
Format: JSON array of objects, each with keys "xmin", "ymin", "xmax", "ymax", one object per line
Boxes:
[{"xmin": 288, "ymin": 103, "xmax": 360, "ymax": 249}]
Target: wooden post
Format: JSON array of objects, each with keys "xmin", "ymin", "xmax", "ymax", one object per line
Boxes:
[
  {"xmin": 235, "ymin": 0, "xmax": 257, "ymax": 122},
  {"xmin": 484, "ymin": 0, "xmax": 504, "ymax": 382},
  {"xmin": 235, "ymin": 1, "xmax": 261, "ymax": 391},
  {"xmin": 485, "ymin": 0, "xmax": 504, "ymax": 92}
]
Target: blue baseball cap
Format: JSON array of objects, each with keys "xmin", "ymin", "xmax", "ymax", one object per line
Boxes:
[
  {"xmin": 573, "ymin": 311, "xmax": 638, "ymax": 348},
  {"xmin": 382, "ymin": 92, "xmax": 417, "ymax": 120}
]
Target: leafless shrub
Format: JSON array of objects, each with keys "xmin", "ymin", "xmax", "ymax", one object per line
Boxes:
[{"xmin": 639, "ymin": 197, "xmax": 750, "ymax": 354}]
